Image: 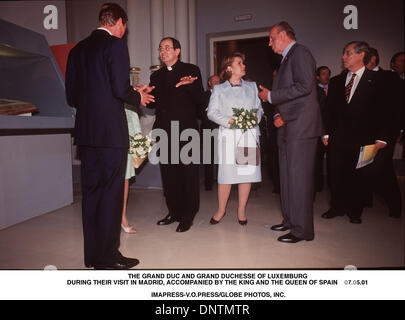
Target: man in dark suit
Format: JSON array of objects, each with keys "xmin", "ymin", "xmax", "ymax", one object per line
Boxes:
[
  {"xmin": 322, "ymin": 41, "xmax": 389, "ymax": 224},
  {"xmin": 259, "ymin": 22, "xmax": 323, "ymax": 243},
  {"xmin": 315, "ymin": 66, "xmax": 331, "ymax": 192},
  {"xmin": 201, "ymin": 75, "xmax": 220, "ymax": 191},
  {"xmin": 150, "ymin": 37, "xmax": 204, "ymax": 233},
  {"xmin": 65, "ymin": 4, "xmax": 154, "ymax": 269},
  {"xmin": 364, "ymin": 48, "xmax": 402, "ymax": 217}
]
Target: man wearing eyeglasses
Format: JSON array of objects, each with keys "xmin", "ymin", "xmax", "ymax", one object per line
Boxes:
[{"xmin": 149, "ymin": 37, "xmax": 204, "ymax": 233}]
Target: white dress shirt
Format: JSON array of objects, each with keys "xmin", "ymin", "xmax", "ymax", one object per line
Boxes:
[{"xmin": 97, "ymin": 27, "xmax": 112, "ymax": 36}]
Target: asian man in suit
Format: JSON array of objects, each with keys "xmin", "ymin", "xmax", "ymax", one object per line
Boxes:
[{"xmin": 321, "ymin": 41, "xmax": 390, "ymax": 224}]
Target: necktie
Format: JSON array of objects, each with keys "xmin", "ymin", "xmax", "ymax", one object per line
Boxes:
[
  {"xmin": 345, "ymin": 73, "xmax": 356, "ymax": 102},
  {"xmin": 323, "ymin": 86, "xmax": 328, "ymax": 96}
]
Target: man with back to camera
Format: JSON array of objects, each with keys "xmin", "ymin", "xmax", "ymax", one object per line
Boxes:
[
  {"xmin": 149, "ymin": 37, "xmax": 204, "ymax": 233},
  {"xmin": 65, "ymin": 3, "xmax": 154, "ymax": 269},
  {"xmin": 258, "ymin": 21, "xmax": 323, "ymax": 243}
]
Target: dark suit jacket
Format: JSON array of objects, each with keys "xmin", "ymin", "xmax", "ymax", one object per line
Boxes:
[
  {"xmin": 325, "ymin": 68, "xmax": 389, "ymax": 149},
  {"xmin": 201, "ymin": 90, "xmax": 218, "ymax": 130},
  {"xmin": 317, "ymin": 85, "xmax": 328, "ymax": 124},
  {"xmin": 149, "ymin": 60, "xmax": 204, "ymax": 132},
  {"xmin": 271, "ymin": 43, "xmax": 323, "ymax": 139},
  {"xmin": 375, "ymin": 68, "xmax": 404, "ymax": 137},
  {"xmin": 66, "ymin": 29, "xmax": 140, "ymax": 148}
]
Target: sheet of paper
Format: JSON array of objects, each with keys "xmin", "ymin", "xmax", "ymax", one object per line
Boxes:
[{"xmin": 356, "ymin": 144, "xmax": 377, "ymax": 169}]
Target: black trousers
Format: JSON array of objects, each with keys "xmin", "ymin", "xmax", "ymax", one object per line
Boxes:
[
  {"xmin": 160, "ymin": 162, "xmax": 200, "ymax": 223},
  {"xmin": 367, "ymin": 139, "xmax": 402, "ymax": 216},
  {"xmin": 328, "ymin": 145, "xmax": 367, "ymax": 218},
  {"xmin": 79, "ymin": 146, "xmax": 127, "ymax": 267}
]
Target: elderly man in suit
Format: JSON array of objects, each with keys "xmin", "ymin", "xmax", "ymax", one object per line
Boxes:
[
  {"xmin": 66, "ymin": 3, "xmax": 154, "ymax": 269},
  {"xmin": 321, "ymin": 41, "xmax": 389, "ymax": 224},
  {"xmin": 259, "ymin": 22, "xmax": 322, "ymax": 243}
]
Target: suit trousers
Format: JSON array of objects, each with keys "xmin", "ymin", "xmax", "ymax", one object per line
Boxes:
[
  {"xmin": 79, "ymin": 146, "xmax": 127, "ymax": 266},
  {"xmin": 278, "ymin": 136, "xmax": 317, "ymax": 240},
  {"xmin": 328, "ymin": 145, "xmax": 366, "ymax": 218},
  {"xmin": 366, "ymin": 139, "xmax": 402, "ymax": 216}
]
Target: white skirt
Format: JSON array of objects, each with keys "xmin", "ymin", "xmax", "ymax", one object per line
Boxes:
[{"xmin": 217, "ymin": 127, "xmax": 262, "ymax": 184}]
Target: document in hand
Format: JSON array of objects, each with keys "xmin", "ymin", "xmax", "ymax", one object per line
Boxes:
[{"xmin": 356, "ymin": 144, "xmax": 377, "ymax": 169}]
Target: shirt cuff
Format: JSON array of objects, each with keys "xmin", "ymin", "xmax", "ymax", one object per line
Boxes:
[
  {"xmin": 375, "ymin": 140, "xmax": 387, "ymax": 145},
  {"xmin": 273, "ymin": 113, "xmax": 280, "ymax": 120},
  {"xmin": 267, "ymin": 91, "xmax": 272, "ymax": 104}
]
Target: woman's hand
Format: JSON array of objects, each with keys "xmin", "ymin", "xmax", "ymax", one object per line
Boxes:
[{"xmin": 228, "ymin": 118, "xmax": 235, "ymax": 125}]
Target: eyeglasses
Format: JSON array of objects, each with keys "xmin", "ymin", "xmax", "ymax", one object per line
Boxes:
[{"xmin": 158, "ymin": 46, "xmax": 174, "ymax": 52}]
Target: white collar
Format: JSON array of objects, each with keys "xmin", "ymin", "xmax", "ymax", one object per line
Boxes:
[
  {"xmin": 97, "ymin": 27, "xmax": 112, "ymax": 36},
  {"xmin": 348, "ymin": 66, "xmax": 365, "ymax": 78}
]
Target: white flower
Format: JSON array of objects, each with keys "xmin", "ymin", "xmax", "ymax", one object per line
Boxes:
[
  {"xmin": 247, "ymin": 121, "xmax": 251, "ymax": 126},
  {"xmin": 252, "ymin": 120, "xmax": 256, "ymax": 125},
  {"xmin": 238, "ymin": 123, "xmax": 242, "ymax": 128},
  {"xmin": 241, "ymin": 111, "xmax": 246, "ymax": 116}
]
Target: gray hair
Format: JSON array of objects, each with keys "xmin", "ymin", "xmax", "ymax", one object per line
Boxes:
[{"xmin": 343, "ymin": 41, "xmax": 371, "ymax": 64}]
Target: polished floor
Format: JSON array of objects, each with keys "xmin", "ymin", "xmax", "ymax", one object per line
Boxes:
[{"xmin": 0, "ymin": 175, "xmax": 404, "ymax": 270}]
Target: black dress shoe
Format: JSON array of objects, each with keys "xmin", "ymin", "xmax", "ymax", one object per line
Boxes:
[
  {"xmin": 94, "ymin": 257, "xmax": 139, "ymax": 270},
  {"xmin": 321, "ymin": 209, "xmax": 344, "ymax": 219},
  {"xmin": 349, "ymin": 217, "xmax": 362, "ymax": 224},
  {"xmin": 157, "ymin": 214, "xmax": 177, "ymax": 225},
  {"xmin": 277, "ymin": 233, "xmax": 312, "ymax": 243},
  {"xmin": 238, "ymin": 219, "xmax": 247, "ymax": 226},
  {"xmin": 210, "ymin": 212, "xmax": 226, "ymax": 225},
  {"xmin": 176, "ymin": 222, "xmax": 192, "ymax": 232},
  {"xmin": 270, "ymin": 223, "xmax": 289, "ymax": 231}
]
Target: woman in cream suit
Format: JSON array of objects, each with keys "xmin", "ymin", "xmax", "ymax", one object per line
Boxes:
[{"xmin": 207, "ymin": 52, "xmax": 263, "ymax": 225}]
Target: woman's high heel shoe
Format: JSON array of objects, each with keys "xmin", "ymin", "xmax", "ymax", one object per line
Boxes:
[
  {"xmin": 238, "ymin": 219, "xmax": 248, "ymax": 226},
  {"xmin": 121, "ymin": 224, "xmax": 137, "ymax": 234},
  {"xmin": 210, "ymin": 212, "xmax": 226, "ymax": 225}
]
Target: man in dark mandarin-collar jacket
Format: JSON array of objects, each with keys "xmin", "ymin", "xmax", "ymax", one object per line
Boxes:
[{"xmin": 65, "ymin": 4, "xmax": 153, "ymax": 269}]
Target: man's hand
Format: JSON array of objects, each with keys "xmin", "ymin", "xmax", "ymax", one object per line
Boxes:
[
  {"xmin": 322, "ymin": 136, "xmax": 329, "ymax": 146},
  {"xmin": 273, "ymin": 115, "xmax": 285, "ymax": 128},
  {"xmin": 135, "ymin": 84, "xmax": 155, "ymax": 106},
  {"xmin": 175, "ymin": 76, "xmax": 198, "ymax": 88},
  {"xmin": 135, "ymin": 84, "xmax": 154, "ymax": 94},
  {"xmin": 258, "ymin": 85, "xmax": 270, "ymax": 102},
  {"xmin": 373, "ymin": 141, "xmax": 387, "ymax": 153}
]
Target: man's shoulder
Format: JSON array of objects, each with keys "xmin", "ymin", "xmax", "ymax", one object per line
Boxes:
[{"xmin": 178, "ymin": 61, "xmax": 201, "ymax": 73}]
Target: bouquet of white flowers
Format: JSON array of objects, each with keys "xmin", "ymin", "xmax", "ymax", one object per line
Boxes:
[
  {"xmin": 129, "ymin": 132, "xmax": 154, "ymax": 168},
  {"xmin": 229, "ymin": 107, "xmax": 258, "ymax": 132}
]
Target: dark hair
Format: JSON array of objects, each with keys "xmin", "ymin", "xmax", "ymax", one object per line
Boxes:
[
  {"xmin": 391, "ymin": 51, "xmax": 405, "ymax": 67},
  {"xmin": 219, "ymin": 52, "xmax": 246, "ymax": 82},
  {"xmin": 343, "ymin": 41, "xmax": 371, "ymax": 64},
  {"xmin": 316, "ymin": 66, "xmax": 331, "ymax": 76},
  {"xmin": 160, "ymin": 37, "xmax": 181, "ymax": 60},
  {"xmin": 272, "ymin": 21, "xmax": 296, "ymax": 40},
  {"xmin": 99, "ymin": 3, "xmax": 128, "ymax": 26},
  {"xmin": 160, "ymin": 37, "xmax": 181, "ymax": 50},
  {"xmin": 368, "ymin": 47, "xmax": 380, "ymax": 66}
]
